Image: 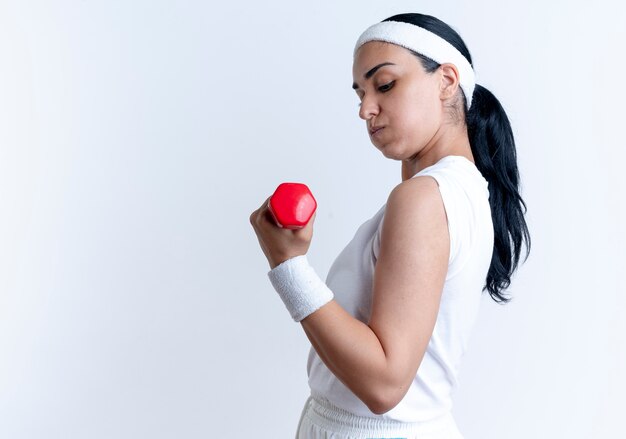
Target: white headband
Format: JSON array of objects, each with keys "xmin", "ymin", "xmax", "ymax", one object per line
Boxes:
[{"xmin": 354, "ymin": 20, "xmax": 476, "ymax": 110}]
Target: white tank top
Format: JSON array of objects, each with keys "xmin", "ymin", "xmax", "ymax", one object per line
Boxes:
[{"xmin": 306, "ymin": 155, "xmax": 494, "ymax": 422}]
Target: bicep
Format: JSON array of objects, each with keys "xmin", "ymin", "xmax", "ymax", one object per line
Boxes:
[{"xmin": 368, "ymin": 176, "xmax": 450, "ymax": 404}]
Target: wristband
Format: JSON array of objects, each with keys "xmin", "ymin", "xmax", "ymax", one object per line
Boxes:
[{"xmin": 267, "ymin": 255, "xmax": 334, "ymax": 322}]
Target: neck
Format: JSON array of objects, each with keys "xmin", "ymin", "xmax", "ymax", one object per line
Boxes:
[{"xmin": 401, "ymin": 125, "xmax": 473, "ymax": 181}]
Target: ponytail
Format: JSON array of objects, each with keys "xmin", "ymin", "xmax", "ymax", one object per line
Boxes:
[{"xmin": 466, "ymin": 84, "xmax": 531, "ymax": 304}]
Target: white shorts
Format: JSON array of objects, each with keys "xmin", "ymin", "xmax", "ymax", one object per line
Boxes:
[{"xmin": 295, "ymin": 395, "xmax": 464, "ymax": 439}]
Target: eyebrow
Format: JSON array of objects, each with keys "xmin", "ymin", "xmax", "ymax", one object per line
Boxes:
[{"xmin": 352, "ymin": 62, "xmax": 396, "ymax": 90}]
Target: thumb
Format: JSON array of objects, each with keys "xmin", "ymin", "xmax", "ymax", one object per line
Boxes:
[{"xmin": 301, "ymin": 210, "xmax": 316, "ymax": 236}]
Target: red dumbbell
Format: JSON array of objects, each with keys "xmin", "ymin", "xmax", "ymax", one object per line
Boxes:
[{"xmin": 268, "ymin": 183, "xmax": 317, "ymax": 229}]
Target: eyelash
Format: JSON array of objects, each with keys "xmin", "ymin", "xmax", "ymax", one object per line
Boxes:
[{"xmin": 357, "ymin": 81, "xmax": 395, "ymax": 107}]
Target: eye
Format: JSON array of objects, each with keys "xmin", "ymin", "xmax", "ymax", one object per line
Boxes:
[
  {"xmin": 356, "ymin": 81, "xmax": 395, "ymax": 107},
  {"xmin": 378, "ymin": 81, "xmax": 394, "ymax": 92}
]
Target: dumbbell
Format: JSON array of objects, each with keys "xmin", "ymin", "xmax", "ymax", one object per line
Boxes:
[{"xmin": 268, "ymin": 183, "xmax": 317, "ymax": 229}]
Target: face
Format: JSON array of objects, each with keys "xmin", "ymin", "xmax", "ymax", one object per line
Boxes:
[{"xmin": 352, "ymin": 41, "xmax": 444, "ymax": 160}]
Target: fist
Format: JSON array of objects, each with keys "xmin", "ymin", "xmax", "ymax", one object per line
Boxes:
[{"xmin": 249, "ymin": 185, "xmax": 318, "ymax": 270}]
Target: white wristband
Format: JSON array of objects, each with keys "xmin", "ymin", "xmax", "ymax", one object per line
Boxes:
[{"xmin": 267, "ymin": 255, "xmax": 334, "ymax": 322}]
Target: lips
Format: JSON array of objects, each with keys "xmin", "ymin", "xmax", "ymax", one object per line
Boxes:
[{"xmin": 370, "ymin": 126, "xmax": 384, "ymax": 135}]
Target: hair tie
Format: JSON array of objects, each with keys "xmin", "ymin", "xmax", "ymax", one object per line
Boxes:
[{"xmin": 354, "ymin": 20, "xmax": 476, "ymax": 110}]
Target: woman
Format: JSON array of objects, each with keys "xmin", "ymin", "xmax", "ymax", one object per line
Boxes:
[{"xmin": 250, "ymin": 13, "xmax": 531, "ymax": 439}]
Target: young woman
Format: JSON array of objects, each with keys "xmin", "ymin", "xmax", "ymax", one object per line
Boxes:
[{"xmin": 250, "ymin": 12, "xmax": 531, "ymax": 439}]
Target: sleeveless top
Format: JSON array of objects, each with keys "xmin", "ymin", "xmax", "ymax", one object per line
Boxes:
[{"xmin": 306, "ymin": 155, "xmax": 494, "ymax": 422}]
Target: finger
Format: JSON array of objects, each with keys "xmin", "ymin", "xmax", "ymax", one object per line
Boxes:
[
  {"xmin": 251, "ymin": 204, "xmax": 262, "ymax": 220},
  {"xmin": 251, "ymin": 196, "xmax": 271, "ymax": 224},
  {"xmin": 306, "ymin": 210, "xmax": 317, "ymax": 226},
  {"xmin": 260, "ymin": 197, "xmax": 274, "ymax": 223},
  {"xmin": 255, "ymin": 197, "xmax": 270, "ymax": 216}
]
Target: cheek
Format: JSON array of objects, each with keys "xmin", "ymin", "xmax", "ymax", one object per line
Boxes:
[{"xmin": 398, "ymin": 90, "xmax": 440, "ymax": 135}]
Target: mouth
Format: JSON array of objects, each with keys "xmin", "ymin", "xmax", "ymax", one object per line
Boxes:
[{"xmin": 370, "ymin": 127, "xmax": 384, "ymax": 136}]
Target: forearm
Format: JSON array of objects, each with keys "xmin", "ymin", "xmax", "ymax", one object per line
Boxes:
[{"xmin": 300, "ymin": 299, "xmax": 393, "ymax": 413}]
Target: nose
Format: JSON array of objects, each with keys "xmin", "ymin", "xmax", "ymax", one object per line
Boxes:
[{"xmin": 358, "ymin": 94, "xmax": 379, "ymax": 121}]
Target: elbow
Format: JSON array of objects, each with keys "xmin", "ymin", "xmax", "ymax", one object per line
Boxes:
[
  {"xmin": 362, "ymin": 361, "xmax": 412, "ymax": 415},
  {"xmin": 368, "ymin": 401, "xmax": 392, "ymax": 416},
  {"xmin": 365, "ymin": 386, "xmax": 403, "ymax": 415}
]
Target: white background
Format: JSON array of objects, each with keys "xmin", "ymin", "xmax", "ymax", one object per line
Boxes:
[{"xmin": 1, "ymin": 0, "xmax": 624, "ymax": 437}]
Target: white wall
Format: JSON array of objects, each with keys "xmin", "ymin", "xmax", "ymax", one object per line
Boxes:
[{"xmin": 1, "ymin": 0, "xmax": 624, "ymax": 437}]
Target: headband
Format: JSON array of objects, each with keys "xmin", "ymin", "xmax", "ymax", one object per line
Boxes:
[{"xmin": 354, "ymin": 20, "xmax": 476, "ymax": 110}]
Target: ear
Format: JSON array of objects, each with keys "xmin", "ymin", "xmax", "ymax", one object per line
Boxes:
[{"xmin": 438, "ymin": 63, "xmax": 461, "ymax": 101}]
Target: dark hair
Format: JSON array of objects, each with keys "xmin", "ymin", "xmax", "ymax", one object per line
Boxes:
[{"xmin": 382, "ymin": 13, "xmax": 531, "ymax": 304}]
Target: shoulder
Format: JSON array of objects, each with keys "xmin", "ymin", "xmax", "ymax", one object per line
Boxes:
[
  {"xmin": 379, "ymin": 175, "xmax": 450, "ymax": 280},
  {"xmin": 391, "ymin": 175, "xmax": 441, "ymax": 196},
  {"xmin": 379, "ymin": 174, "xmax": 449, "ymax": 271},
  {"xmin": 385, "ymin": 176, "xmax": 445, "ymax": 222}
]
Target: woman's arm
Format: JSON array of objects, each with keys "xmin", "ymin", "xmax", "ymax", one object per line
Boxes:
[{"xmin": 300, "ymin": 176, "xmax": 450, "ymax": 415}]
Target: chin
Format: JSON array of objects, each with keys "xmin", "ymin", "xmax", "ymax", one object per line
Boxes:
[{"xmin": 376, "ymin": 142, "xmax": 404, "ymax": 161}]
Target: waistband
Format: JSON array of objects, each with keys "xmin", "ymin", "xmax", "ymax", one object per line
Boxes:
[{"xmin": 303, "ymin": 394, "xmax": 459, "ymax": 437}]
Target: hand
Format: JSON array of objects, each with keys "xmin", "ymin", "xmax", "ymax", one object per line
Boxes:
[{"xmin": 249, "ymin": 196, "xmax": 317, "ymax": 270}]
